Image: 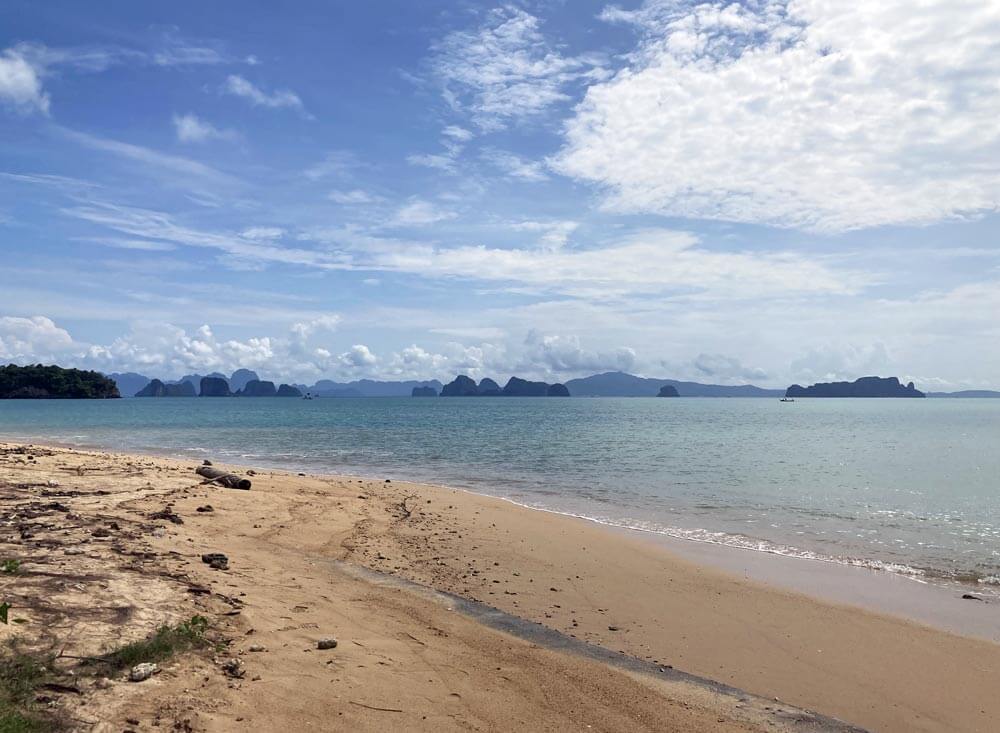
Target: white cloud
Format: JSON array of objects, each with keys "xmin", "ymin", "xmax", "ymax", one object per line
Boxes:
[
  {"xmin": 510, "ymin": 219, "xmax": 578, "ymax": 250},
  {"xmin": 0, "ymin": 316, "xmax": 75, "ymax": 360},
  {"xmin": 442, "ymin": 125, "xmax": 474, "ymax": 142},
  {"xmin": 0, "ymin": 46, "xmax": 49, "ymax": 114},
  {"xmin": 520, "ymin": 331, "xmax": 637, "ymax": 375},
  {"xmin": 406, "ymin": 153, "xmax": 456, "ymax": 172},
  {"xmin": 363, "ymin": 228, "xmax": 861, "ymax": 299},
  {"xmin": 57, "ymin": 127, "xmax": 243, "ymax": 191},
  {"xmin": 337, "ymin": 344, "xmax": 377, "ymax": 369},
  {"xmin": 304, "ymin": 150, "xmax": 361, "ymax": 180},
  {"xmin": 328, "ymin": 189, "xmax": 380, "ymax": 205},
  {"xmin": 290, "ymin": 315, "xmax": 341, "ymax": 341},
  {"xmin": 224, "ymin": 74, "xmax": 308, "ymax": 115},
  {"xmin": 482, "ymin": 148, "xmax": 549, "ymax": 181},
  {"xmin": 240, "ymin": 226, "xmax": 285, "ymax": 241},
  {"xmin": 172, "ymin": 113, "xmax": 238, "ymax": 143},
  {"xmin": 556, "ymin": 0, "xmax": 1000, "ymax": 232},
  {"xmin": 430, "ymin": 6, "xmax": 607, "ymax": 131},
  {"xmin": 693, "ymin": 352, "xmax": 767, "ymax": 381},
  {"xmin": 391, "ymin": 199, "xmax": 457, "ymax": 227}
]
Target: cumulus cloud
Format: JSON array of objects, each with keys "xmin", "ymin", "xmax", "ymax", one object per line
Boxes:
[
  {"xmin": 0, "ymin": 46, "xmax": 49, "ymax": 114},
  {"xmin": 223, "ymin": 75, "xmax": 308, "ymax": 115},
  {"xmin": 0, "ymin": 316, "xmax": 75, "ymax": 360},
  {"xmin": 556, "ymin": 0, "xmax": 1000, "ymax": 231},
  {"xmin": 337, "ymin": 344, "xmax": 377, "ymax": 369},
  {"xmin": 172, "ymin": 113, "xmax": 238, "ymax": 143},
  {"xmin": 520, "ymin": 331, "xmax": 636, "ymax": 375},
  {"xmin": 430, "ymin": 6, "xmax": 607, "ymax": 132}
]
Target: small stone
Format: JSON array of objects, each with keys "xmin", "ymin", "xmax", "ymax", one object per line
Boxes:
[
  {"xmin": 608, "ymin": 626, "xmax": 621, "ymax": 631},
  {"xmin": 129, "ymin": 663, "xmax": 158, "ymax": 682},
  {"xmin": 196, "ymin": 505, "xmax": 214, "ymax": 513},
  {"xmin": 126, "ymin": 718, "xmax": 140, "ymax": 726},
  {"xmin": 962, "ymin": 593, "xmax": 983, "ymax": 601},
  {"xmin": 317, "ymin": 638, "xmax": 338, "ymax": 650},
  {"xmin": 201, "ymin": 553, "xmax": 229, "ymax": 570},
  {"xmin": 221, "ymin": 658, "xmax": 245, "ymax": 679},
  {"xmin": 248, "ymin": 644, "xmax": 266, "ymax": 652}
]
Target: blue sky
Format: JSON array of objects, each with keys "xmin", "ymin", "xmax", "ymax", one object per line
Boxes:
[{"xmin": 2, "ymin": 0, "xmax": 999, "ymax": 388}]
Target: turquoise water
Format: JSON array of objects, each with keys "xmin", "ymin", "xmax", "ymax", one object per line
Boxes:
[{"xmin": 2, "ymin": 397, "xmax": 998, "ymax": 590}]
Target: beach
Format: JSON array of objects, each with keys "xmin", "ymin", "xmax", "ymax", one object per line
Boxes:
[{"xmin": 2, "ymin": 442, "xmax": 999, "ymax": 732}]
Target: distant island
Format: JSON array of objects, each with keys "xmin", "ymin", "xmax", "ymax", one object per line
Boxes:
[
  {"xmin": 98, "ymin": 367, "xmax": 1000, "ymax": 400},
  {"xmin": 133, "ymin": 373, "xmax": 301, "ymax": 397},
  {"xmin": 657, "ymin": 385, "xmax": 679, "ymax": 397},
  {"xmin": 1, "ymin": 364, "xmax": 119, "ymax": 399},
  {"xmin": 135, "ymin": 379, "xmax": 196, "ymax": 397},
  {"xmin": 565, "ymin": 371, "xmax": 783, "ymax": 397},
  {"xmin": 785, "ymin": 376, "xmax": 925, "ymax": 398},
  {"xmin": 439, "ymin": 375, "xmax": 570, "ymax": 397}
]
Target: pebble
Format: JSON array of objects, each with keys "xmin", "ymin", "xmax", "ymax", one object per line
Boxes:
[
  {"xmin": 317, "ymin": 638, "xmax": 338, "ymax": 650},
  {"xmin": 201, "ymin": 553, "xmax": 229, "ymax": 570},
  {"xmin": 248, "ymin": 644, "xmax": 266, "ymax": 652},
  {"xmin": 221, "ymin": 658, "xmax": 246, "ymax": 679},
  {"xmin": 129, "ymin": 663, "xmax": 158, "ymax": 682}
]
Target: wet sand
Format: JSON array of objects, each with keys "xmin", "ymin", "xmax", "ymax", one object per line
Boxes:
[{"xmin": 2, "ymin": 442, "xmax": 999, "ymax": 732}]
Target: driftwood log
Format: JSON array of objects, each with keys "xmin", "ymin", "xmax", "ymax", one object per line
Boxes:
[{"xmin": 196, "ymin": 466, "xmax": 251, "ymax": 490}]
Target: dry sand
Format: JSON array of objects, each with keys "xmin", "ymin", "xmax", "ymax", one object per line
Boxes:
[{"xmin": 2, "ymin": 442, "xmax": 998, "ymax": 732}]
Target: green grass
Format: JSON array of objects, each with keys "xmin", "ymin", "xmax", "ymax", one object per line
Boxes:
[
  {"xmin": 91, "ymin": 616, "xmax": 209, "ymax": 674},
  {"xmin": 0, "ymin": 648, "xmax": 58, "ymax": 733},
  {"xmin": 0, "ymin": 617, "xmax": 210, "ymax": 731},
  {"xmin": 0, "ymin": 560, "xmax": 20, "ymax": 575}
]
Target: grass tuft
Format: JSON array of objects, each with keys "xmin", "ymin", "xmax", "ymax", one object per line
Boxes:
[
  {"xmin": 92, "ymin": 616, "xmax": 210, "ymax": 674},
  {"xmin": 0, "ymin": 647, "xmax": 58, "ymax": 733}
]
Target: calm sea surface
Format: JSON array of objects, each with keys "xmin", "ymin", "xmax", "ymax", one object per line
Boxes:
[{"xmin": 2, "ymin": 397, "xmax": 998, "ymax": 591}]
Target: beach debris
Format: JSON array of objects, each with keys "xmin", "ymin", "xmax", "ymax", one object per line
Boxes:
[
  {"xmin": 202, "ymin": 460, "xmax": 213, "ymax": 466},
  {"xmin": 961, "ymin": 593, "xmax": 984, "ymax": 601},
  {"xmin": 149, "ymin": 507, "xmax": 184, "ymax": 524},
  {"xmin": 317, "ymin": 637, "xmax": 338, "ymax": 650},
  {"xmin": 221, "ymin": 658, "xmax": 246, "ymax": 678},
  {"xmin": 201, "ymin": 553, "xmax": 229, "ymax": 570},
  {"xmin": 91, "ymin": 527, "xmax": 111, "ymax": 538},
  {"xmin": 196, "ymin": 505, "xmax": 214, "ymax": 513},
  {"xmin": 129, "ymin": 663, "xmax": 158, "ymax": 682},
  {"xmin": 195, "ymin": 465, "xmax": 251, "ymax": 490},
  {"xmin": 607, "ymin": 625, "xmax": 621, "ymax": 631}
]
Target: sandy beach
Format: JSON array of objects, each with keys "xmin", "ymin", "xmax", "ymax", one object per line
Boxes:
[{"xmin": 2, "ymin": 442, "xmax": 998, "ymax": 732}]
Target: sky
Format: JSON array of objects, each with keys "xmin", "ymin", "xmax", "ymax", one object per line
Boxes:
[{"xmin": 1, "ymin": 0, "xmax": 999, "ymax": 389}]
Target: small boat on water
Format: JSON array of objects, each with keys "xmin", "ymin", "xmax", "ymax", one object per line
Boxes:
[
  {"xmin": 302, "ymin": 392, "xmax": 314, "ymax": 400},
  {"xmin": 780, "ymin": 397, "xmax": 795, "ymax": 402}
]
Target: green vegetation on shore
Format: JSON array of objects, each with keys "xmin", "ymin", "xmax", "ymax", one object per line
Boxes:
[
  {"xmin": 0, "ymin": 365, "xmax": 119, "ymax": 399},
  {"xmin": 0, "ymin": 646, "xmax": 60, "ymax": 733},
  {"xmin": 0, "ymin": 617, "xmax": 210, "ymax": 732},
  {"xmin": 89, "ymin": 615, "xmax": 210, "ymax": 675}
]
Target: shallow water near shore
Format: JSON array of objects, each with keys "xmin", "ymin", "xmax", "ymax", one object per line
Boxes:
[{"xmin": 2, "ymin": 396, "xmax": 999, "ymax": 598}]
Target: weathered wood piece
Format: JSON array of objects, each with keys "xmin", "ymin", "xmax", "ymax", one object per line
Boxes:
[{"xmin": 195, "ymin": 465, "xmax": 251, "ymax": 490}]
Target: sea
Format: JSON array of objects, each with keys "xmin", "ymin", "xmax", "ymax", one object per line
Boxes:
[{"xmin": 2, "ymin": 396, "xmax": 998, "ymax": 596}]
